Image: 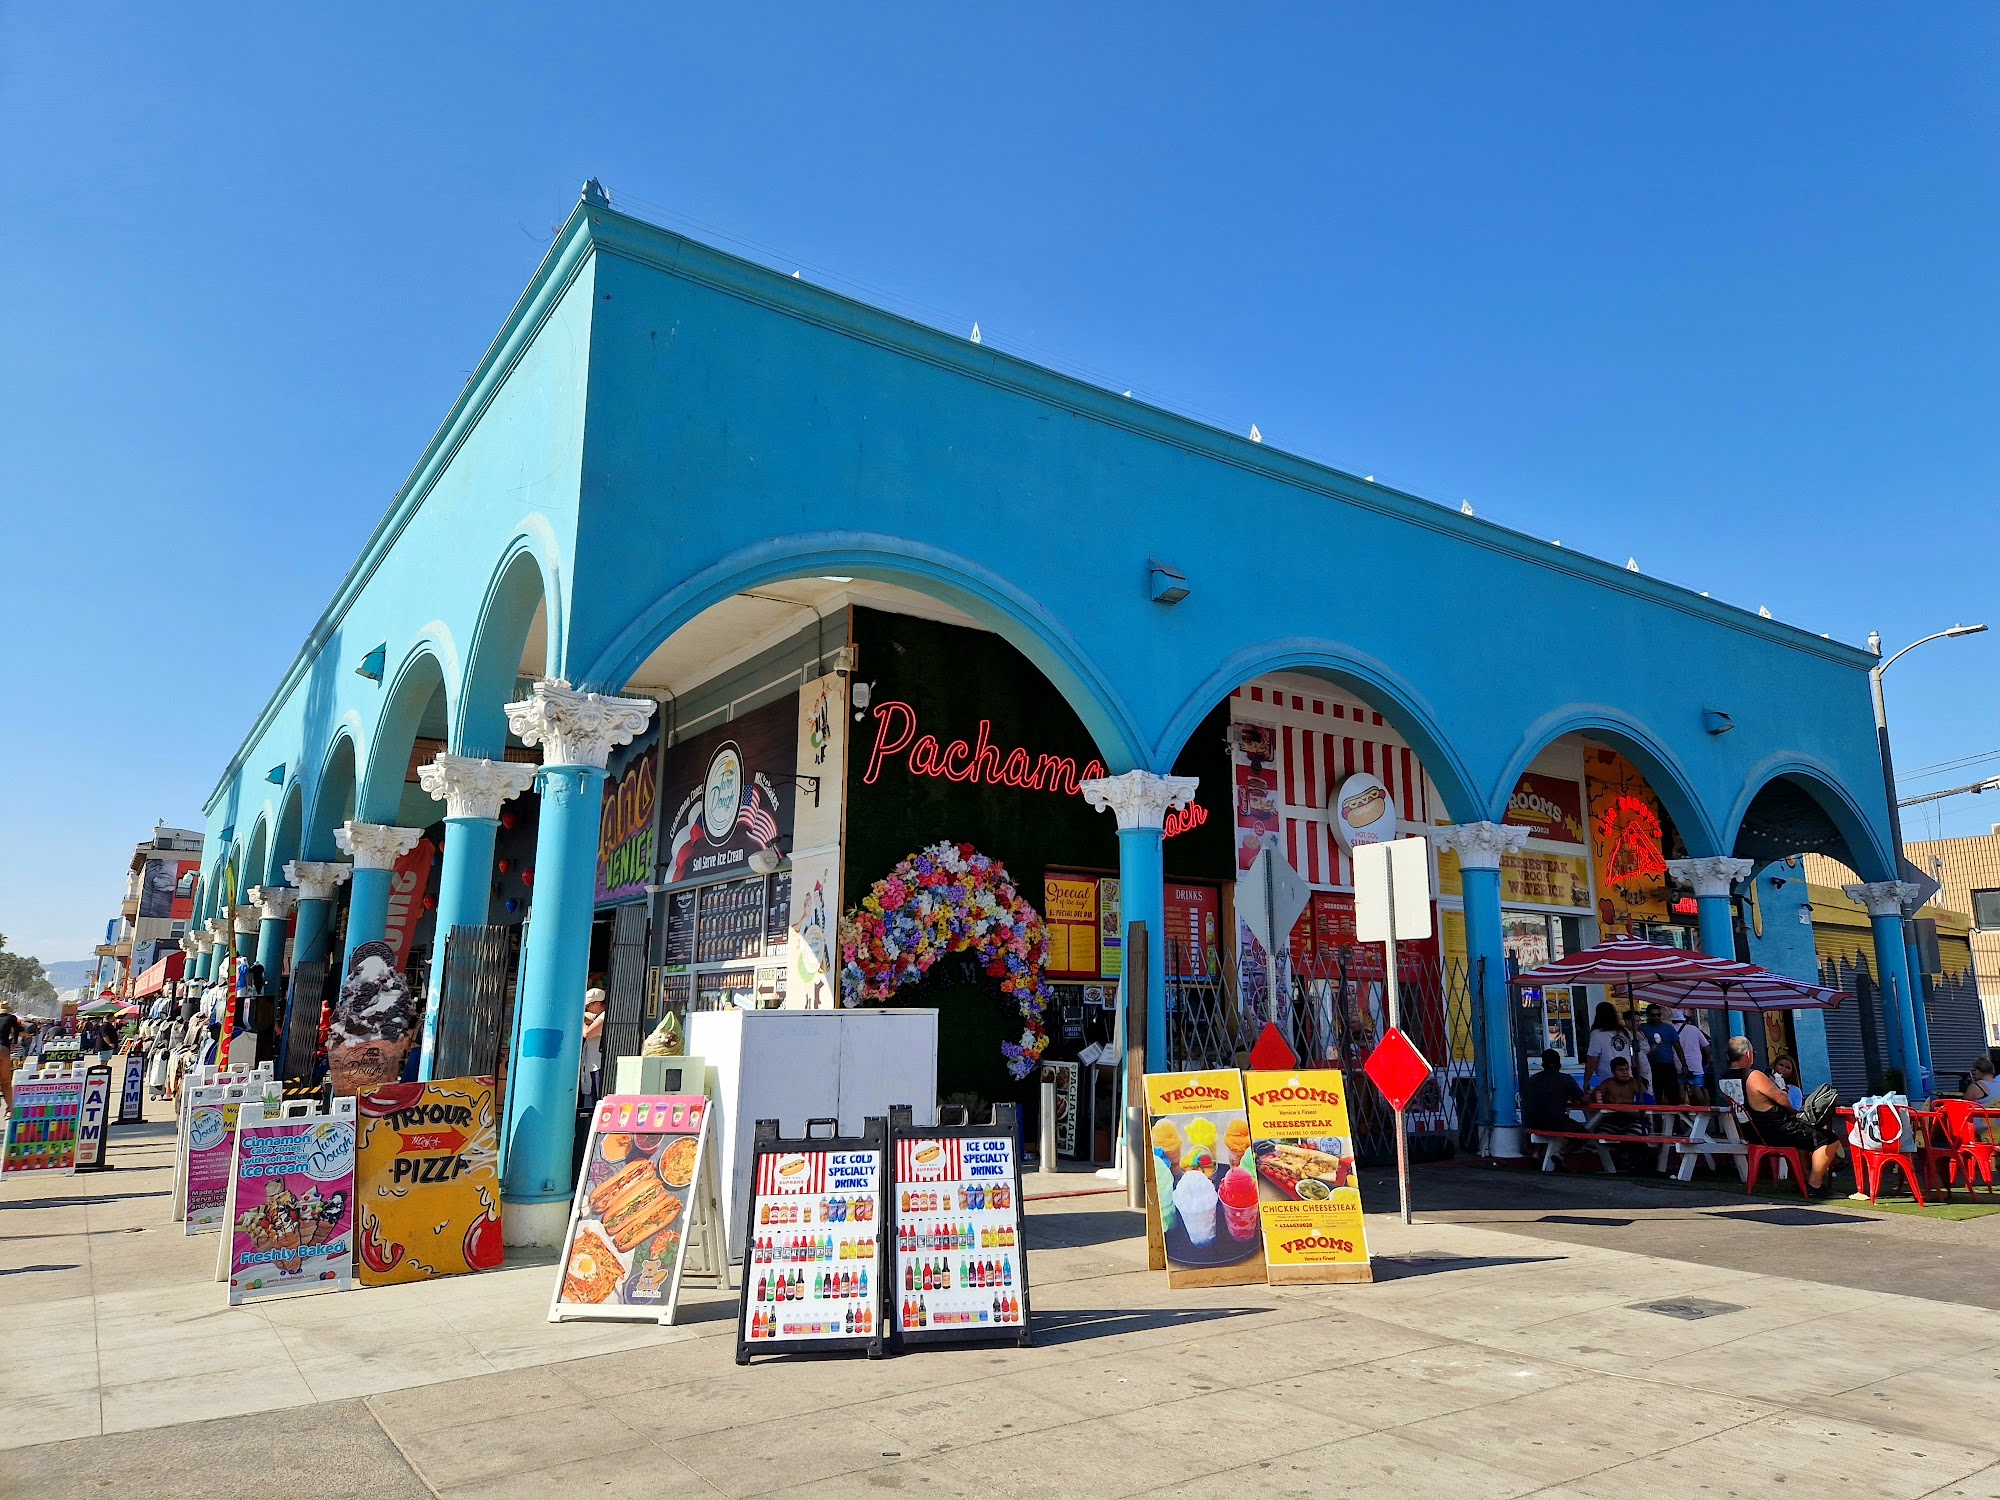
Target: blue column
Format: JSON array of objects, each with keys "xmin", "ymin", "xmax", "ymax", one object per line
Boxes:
[
  {"xmin": 421, "ymin": 815, "xmax": 499, "ymax": 1078},
  {"xmin": 1695, "ymin": 893, "xmax": 1745, "ymax": 1041},
  {"xmin": 343, "ymin": 869, "xmax": 393, "ymax": 966},
  {"xmin": 256, "ymin": 917, "xmax": 288, "ymax": 994},
  {"xmin": 1460, "ymin": 861, "xmax": 1517, "ymax": 1148},
  {"xmin": 293, "ymin": 898, "xmax": 334, "ymax": 969},
  {"xmin": 1905, "ymin": 934, "xmax": 1935, "ymax": 1096},
  {"xmin": 501, "ymin": 763, "xmax": 606, "ymax": 1234},
  {"xmin": 1115, "ymin": 824, "xmax": 1168, "ymax": 1068},
  {"xmin": 1867, "ymin": 910, "xmax": 1920, "ymax": 1090},
  {"xmin": 193, "ymin": 945, "xmax": 213, "ymax": 983}
]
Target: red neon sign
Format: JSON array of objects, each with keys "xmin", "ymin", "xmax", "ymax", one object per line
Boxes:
[
  {"xmin": 1595, "ymin": 794, "xmax": 1666, "ymax": 886},
  {"xmin": 861, "ymin": 702, "xmax": 1208, "ymax": 836}
]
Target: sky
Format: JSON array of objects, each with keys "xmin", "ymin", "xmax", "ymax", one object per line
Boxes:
[{"xmin": 2, "ymin": 5, "xmax": 1996, "ymax": 964}]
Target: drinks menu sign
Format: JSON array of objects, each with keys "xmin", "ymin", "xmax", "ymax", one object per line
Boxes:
[
  {"xmin": 737, "ymin": 1118, "xmax": 887, "ymax": 1362},
  {"xmin": 1242, "ymin": 1070, "xmax": 1372, "ymax": 1284},
  {"xmin": 890, "ymin": 1106, "xmax": 1030, "ymax": 1348}
]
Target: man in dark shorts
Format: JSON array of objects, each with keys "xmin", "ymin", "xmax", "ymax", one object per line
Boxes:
[{"xmin": 1639, "ymin": 1005, "xmax": 1685, "ymax": 1106}]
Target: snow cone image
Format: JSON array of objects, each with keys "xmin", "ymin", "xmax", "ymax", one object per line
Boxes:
[{"xmin": 327, "ymin": 941, "xmax": 421, "ymax": 1096}]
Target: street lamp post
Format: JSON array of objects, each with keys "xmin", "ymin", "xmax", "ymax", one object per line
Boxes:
[{"xmin": 1867, "ymin": 622, "xmax": 1987, "ymax": 1096}]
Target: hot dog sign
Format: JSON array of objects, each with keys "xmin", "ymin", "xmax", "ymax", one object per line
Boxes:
[{"xmin": 1331, "ymin": 772, "xmax": 1396, "ymax": 851}]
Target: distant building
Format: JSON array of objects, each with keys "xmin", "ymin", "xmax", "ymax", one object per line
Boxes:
[
  {"xmin": 93, "ymin": 824, "xmax": 203, "ymax": 998},
  {"xmin": 1904, "ymin": 826, "xmax": 2000, "ymax": 1048}
]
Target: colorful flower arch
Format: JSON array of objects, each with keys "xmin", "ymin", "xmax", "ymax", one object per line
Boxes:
[{"xmin": 839, "ymin": 841, "xmax": 1052, "ymax": 1079}]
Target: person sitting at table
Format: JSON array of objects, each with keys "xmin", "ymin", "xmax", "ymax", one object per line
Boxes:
[
  {"xmin": 1771, "ymin": 1054, "xmax": 1805, "ymax": 1110},
  {"xmin": 1586, "ymin": 1001, "xmax": 1650, "ymax": 1092},
  {"xmin": 1522, "ymin": 1049, "xmax": 1586, "ymax": 1135},
  {"xmin": 1727, "ymin": 1036, "xmax": 1839, "ymax": 1196},
  {"xmin": 1957, "ymin": 1055, "xmax": 1997, "ymax": 1142}
]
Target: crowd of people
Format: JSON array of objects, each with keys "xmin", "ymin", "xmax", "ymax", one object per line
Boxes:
[{"xmin": 1522, "ymin": 997, "xmax": 2000, "ymax": 1193}]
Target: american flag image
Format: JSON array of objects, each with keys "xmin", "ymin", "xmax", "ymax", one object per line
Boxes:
[{"xmin": 737, "ymin": 785, "xmax": 780, "ymax": 847}]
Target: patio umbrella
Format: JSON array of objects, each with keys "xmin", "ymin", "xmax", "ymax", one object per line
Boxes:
[{"xmin": 1509, "ymin": 935, "xmax": 1846, "ymax": 1012}]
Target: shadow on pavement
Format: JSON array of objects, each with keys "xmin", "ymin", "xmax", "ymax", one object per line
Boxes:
[
  {"xmin": 1710, "ymin": 1206, "xmax": 1874, "ymax": 1228},
  {"xmin": 2, "ymin": 1192, "xmax": 168, "ymax": 1210},
  {"xmin": 0, "ymin": 1264, "xmax": 81, "ymax": 1277},
  {"xmin": 1030, "ymin": 1305, "xmax": 1258, "ymax": 1346},
  {"xmin": 1370, "ymin": 1253, "xmax": 1566, "ymax": 1282},
  {"xmin": 1026, "ymin": 1209, "xmax": 1144, "ymax": 1251}
]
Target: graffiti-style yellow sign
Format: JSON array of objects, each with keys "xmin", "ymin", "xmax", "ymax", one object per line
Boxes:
[{"xmin": 354, "ymin": 1077, "xmax": 502, "ymax": 1286}]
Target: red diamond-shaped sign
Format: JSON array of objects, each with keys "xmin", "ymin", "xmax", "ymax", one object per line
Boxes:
[
  {"xmin": 1364, "ymin": 1027, "xmax": 1433, "ymax": 1112},
  {"xmin": 1247, "ymin": 1023, "xmax": 1298, "ymax": 1072}
]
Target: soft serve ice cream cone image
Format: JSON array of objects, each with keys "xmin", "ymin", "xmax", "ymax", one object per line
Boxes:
[{"xmin": 327, "ymin": 941, "xmax": 422, "ymax": 1096}]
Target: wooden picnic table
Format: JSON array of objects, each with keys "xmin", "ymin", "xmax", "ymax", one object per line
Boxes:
[{"xmin": 1527, "ymin": 1102, "xmax": 1748, "ymax": 1180}]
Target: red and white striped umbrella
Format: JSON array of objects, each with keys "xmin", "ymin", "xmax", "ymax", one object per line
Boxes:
[{"xmin": 1509, "ymin": 935, "xmax": 1846, "ymax": 1012}]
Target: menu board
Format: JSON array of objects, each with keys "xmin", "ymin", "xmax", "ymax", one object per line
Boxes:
[
  {"xmin": 1141, "ymin": 1071, "xmax": 1267, "ymax": 1289},
  {"xmin": 737, "ymin": 1118, "xmax": 886, "ymax": 1362},
  {"xmin": 763, "ymin": 871, "xmax": 792, "ymax": 947},
  {"xmin": 72, "ymin": 1063, "xmax": 114, "ymax": 1172},
  {"xmin": 697, "ymin": 877, "xmax": 766, "ymax": 964},
  {"xmin": 1164, "ymin": 883, "xmax": 1222, "ymax": 977},
  {"xmin": 1044, "ymin": 874, "xmax": 1100, "ymax": 978},
  {"xmin": 220, "ymin": 1099, "xmax": 357, "ymax": 1305},
  {"xmin": 2, "ymin": 1078, "xmax": 81, "ymax": 1175},
  {"xmin": 185, "ymin": 1081, "xmax": 269, "ymax": 1234},
  {"xmin": 663, "ymin": 889, "xmax": 698, "ymax": 968},
  {"xmin": 552, "ymin": 1095, "xmax": 718, "ymax": 1324},
  {"xmin": 1243, "ymin": 1070, "xmax": 1371, "ymax": 1284},
  {"xmin": 355, "ymin": 1078, "xmax": 503, "ymax": 1287},
  {"xmin": 890, "ymin": 1106, "xmax": 1030, "ymax": 1349}
]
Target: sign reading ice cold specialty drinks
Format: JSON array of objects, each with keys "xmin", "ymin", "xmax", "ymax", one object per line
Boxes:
[
  {"xmin": 1243, "ymin": 1070, "xmax": 1372, "ymax": 1284},
  {"xmin": 355, "ymin": 1078, "xmax": 503, "ymax": 1287},
  {"xmin": 891, "ymin": 1104, "xmax": 1031, "ymax": 1349},
  {"xmin": 737, "ymin": 1118, "xmax": 887, "ymax": 1363}
]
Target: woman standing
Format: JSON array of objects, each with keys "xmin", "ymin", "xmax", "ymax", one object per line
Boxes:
[{"xmin": 1584, "ymin": 1000, "xmax": 1649, "ymax": 1091}]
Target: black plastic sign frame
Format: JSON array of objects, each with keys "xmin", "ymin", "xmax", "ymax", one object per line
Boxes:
[
  {"xmin": 72, "ymin": 1063, "xmax": 114, "ymax": 1173},
  {"xmin": 116, "ymin": 1051, "xmax": 146, "ymax": 1125},
  {"xmin": 888, "ymin": 1103, "xmax": 1032, "ymax": 1351},
  {"xmin": 735, "ymin": 1116, "xmax": 888, "ymax": 1365}
]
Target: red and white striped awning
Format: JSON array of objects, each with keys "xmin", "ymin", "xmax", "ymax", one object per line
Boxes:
[{"xmin": 1509, "ymin": 935, "xmax": 1846, "ymax": 1012}]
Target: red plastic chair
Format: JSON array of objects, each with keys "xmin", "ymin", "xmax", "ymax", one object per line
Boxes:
[
  {"xmin": 1852, "ymin": 1101, "xmax": 1927, "ymax": 1206},
  {"xmin": 1745, "ymin": 1142, "xmax": 1809, "ymax": 1198},
  {"xmin": 1930, "ymin": 1101, "xmax": 1998, "ymax": 1196}
]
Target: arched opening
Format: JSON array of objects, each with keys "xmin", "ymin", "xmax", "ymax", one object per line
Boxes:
[
  {"xmin": 589, "ymin": 570, "xmax": 1146, "ymax": 1153},
  {"xmin": 306, "ymin": 733, "xmax": 359, "ymax": 862},
  {"xmin": 1155, "ymin": 663, "xmax": 1484, "ymax": 1164},
  {"xmin": 458, "ymin": 543, "xmax": 555, "ymax": 761},
  {"xmin": 241, "ymin": 816, "xmax": 270, "ymax": 909},
  {"xmin": 270, "ymin": 780, "xmax": 305, "ymax": 888},
  {"xmin": 1730, "ymin": 766, "xmax": 1902, "ymax": 1097}
]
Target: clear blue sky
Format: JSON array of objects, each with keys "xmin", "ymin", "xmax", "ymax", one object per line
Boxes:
[{"xmin": 3, "ymin": 5, "xmax": 1995, "ymax": 964}]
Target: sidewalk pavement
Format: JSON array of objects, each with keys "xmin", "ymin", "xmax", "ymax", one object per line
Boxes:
[{"xmin": 4, "ymin": 1108, "xmax": 1998, "ymax": 1499}]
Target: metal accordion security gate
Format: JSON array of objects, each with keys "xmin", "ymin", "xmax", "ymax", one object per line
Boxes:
[
  {"xmin": 280, "ymin": 960, "xmax": 330, "ymax": 1081},
  {"xmin": 434, "ymin": 923, "xmax": 519, "ymax": 1082},
  {"xmin": 1162, "ymin": 937, "xmax": 1485, "ymax": 1166},
  {"xmin": 601, "ymin": 902, "xmax": 650, "ymax": 1063}
]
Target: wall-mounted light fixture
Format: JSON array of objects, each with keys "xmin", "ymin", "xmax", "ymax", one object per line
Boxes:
[
  {"xmin": 356, "ymin": 644, "xmax": 386, "ymax": 682},
  {"xmin": 1149, "ymin": 558, "xmax": 1190, "ymax": 606},
  {"xmin": 1702, "ymin": 708, "xmax": 1734, "ymax": 735},
  {"xmin": 265, "ymin": 765, "xmax": 285, "ymax": 785}
]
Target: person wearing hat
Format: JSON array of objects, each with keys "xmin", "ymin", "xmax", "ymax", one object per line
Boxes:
[{"xmin": 579, "ymin": 986, "xmax": 608, "ymax": 1107}]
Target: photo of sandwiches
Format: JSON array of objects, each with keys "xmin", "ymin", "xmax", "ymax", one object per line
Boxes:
[{"xmin": 589, "ymin": 1157, "xmax": 684, "ymax": 1253}]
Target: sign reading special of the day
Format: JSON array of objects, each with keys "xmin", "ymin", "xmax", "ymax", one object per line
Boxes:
[
  {"xmin": 737, "ymin": 1118, "xmax": 887, "ymax": 1362},
  {"xmin": 218, "ymin": 1099, "xmax": 357, "ymax": 1305},
  {"xmin": 1242, "ymin": 1070, "xmax": 1372, "ymax": 1284},
  {"xmin": 890, "ymin": 1104, "xmax": 1030, "ymax": 1349},
  {"xmin": 1141, "ymin": 1071, "xmax": 1267, "ymax": 1289},
  {"xmin": 355, "ymin": 1078, "xmax": 503, "ymax": 1287}
]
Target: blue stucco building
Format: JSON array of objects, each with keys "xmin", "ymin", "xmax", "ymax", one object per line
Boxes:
[{"xmin": 196, "ymin": 183, "xmax": 1927, "ymax": 1242}]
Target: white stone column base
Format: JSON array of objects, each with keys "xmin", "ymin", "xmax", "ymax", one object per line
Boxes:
[
  {"xmin": 502, "ymin": 1198, "xmax": 571, "ymax": 1248},
  {"xmin": 1482, "ymin": 1125, "xmax": 1525, "ymax": 1160}
]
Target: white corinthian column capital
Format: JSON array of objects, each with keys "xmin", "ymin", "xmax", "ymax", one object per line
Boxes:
[
  {"xmin": 418, "ymin": 754, "xmax": 538, "ymax": 820},
  {"xmin": 504, "ymin": 678, "xmax": 656, "ymax": 770},
  {"xmin": 1079, "ymin": 771, "xmax": 1199, "ymax": 832},
  {"xmin": 1433, "ymin": 821, "xmax": 1529, "ymax": 871},
  {"xmin": 232, "ymin": 904, "xmax": 262, "ymax": 937},
  {"xmin": 194, "ymin": 932, "xmax": 216, "ymax": 956},
  {"xmin": 1844, "ymin": 880, "xmax": 1922, "ymax": 919},
  {"xmin": 335, "ymin": 821, "xmax": 424, "ymax": 871},
  {"xmin": 1666, "ymin": 856, "xmax": 1755, "ymax": 899},
  {"xmin": 179, "ymin": 935, "xmax": 200, "ymax": 957},
  {"xmin": 284, "ymin": 860, "xmax": 352, "ymax": 902},
  {"xmin": 248, "ymin": 885, "xmax": 297, "ymax": 923},
  {"xmin": 204, "ymin": 918, "xmax": 231, "ymax": 946}
]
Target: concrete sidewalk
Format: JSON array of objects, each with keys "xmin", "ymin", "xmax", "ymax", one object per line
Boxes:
[{"xmin": 4, "ymin": 1112, "xmax": 1998, "ymax": 1499}]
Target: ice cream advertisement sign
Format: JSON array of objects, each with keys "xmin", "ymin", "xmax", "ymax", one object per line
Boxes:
[
  {"xmin": 1140, "ymin": 1071, "xmax": 1266, "ymax": 1290},
  {"xmin": 222, "ymin": 1099, "xmax": 357, "ymax": 1305},
  {"xmin": 1243, "ymin": 1070, "xmax": 1372, "ymax": 1284}
]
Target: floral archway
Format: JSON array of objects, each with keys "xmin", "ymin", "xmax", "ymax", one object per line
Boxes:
[{"xmin": 839, "ymin": 841, "xmax": 1052, "ymax": 1078}]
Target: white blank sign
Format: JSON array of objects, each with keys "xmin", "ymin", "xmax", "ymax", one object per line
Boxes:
[{"xmin": 1353, "ymin": 837, "xmax": 1434, "ymax": 943}]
